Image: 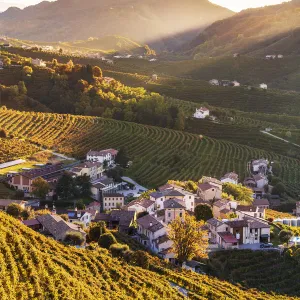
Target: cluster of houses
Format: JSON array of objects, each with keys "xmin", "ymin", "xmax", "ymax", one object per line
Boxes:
[
  {"xmin": 209, "ymin": 79, "xmax": 241, "ymax": 87},
  {"xmin": 8, "ymin": 148, "xmax": 120, "ymax": 201}
]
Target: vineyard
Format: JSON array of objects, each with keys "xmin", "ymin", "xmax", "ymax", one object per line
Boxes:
[
  {"xmin": 0, "ymin": 138, "xmax": 40, "ymax": 164},
  {"xmin": 0, "ymin": 211, "xmax": 295, "ymax": 300},
  {"xmin": 1, "ymin": 109, "xmax": 300, "ymax": 195},
  {"xmin": 209, "ymin": 250, "xmax": 300, "ymax": 297}
]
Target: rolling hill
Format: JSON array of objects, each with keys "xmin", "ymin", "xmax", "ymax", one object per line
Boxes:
[
  {"xmin": 0, "ymin": 211, "xmax": 294, "ymax": 300},
  {"xmin": 187, "ymin": 0, "xmax": 300, "ymax": 57},
  {"xmin": 1, "ymin": 108, "xmax": 300, "ymax": 197},
  {"xmin": 0, "ymin": 0, "xmax": 233, "ymax": 51}
]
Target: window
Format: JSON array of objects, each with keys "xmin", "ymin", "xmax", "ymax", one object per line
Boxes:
[
  {"xmin": 105, "ymin": 203, "xmax": 107, "ymax": 206},
  {"xmin": 179, "ymin": 213, "xmax": 182, "ymax": 217},
  {"xmin": 189, "ymin": 196, "xmax": 191, "ymax": 199},
  {"xmin": 168, "ymin": 213, "xmax": 171, "ymax": 218},
  {"xmin": 191, "ymin": 202, "xmax": 193, "ymax": 206}
]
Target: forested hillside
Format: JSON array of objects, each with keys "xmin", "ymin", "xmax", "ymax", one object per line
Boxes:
[
  {"xmin": 188, "ymin": 0, "xmax": 300, "ymax": 57},
  {"xmin": 0, "ymin": 0, "xmax": 233, "ymax": 50},
  {"xmin": 0, "ymin": 211, "xmax": 296, "ymax": 300}
]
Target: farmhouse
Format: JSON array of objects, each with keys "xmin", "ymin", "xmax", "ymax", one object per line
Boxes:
[
  {"xmin": 221, "ymin": 172, "xmax": 238, "ymax": 184},
  {"xmin": 86, "ymin": 149, "xmax": 118, "ymax": 165},
  {"xmin": 31, "ymin": 58, "xmax": 46, "ymax": 67},
  {"xmin": 260, "ymin": 83, "xmax": 268, "ymax": 89},
  {"xmin": 193, "ymin": 107, "xmax": 210, "ymax": 119}
]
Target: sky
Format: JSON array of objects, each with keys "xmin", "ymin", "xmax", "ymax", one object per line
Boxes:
[{"xmin": 0, "ymin": 0, "xmax": 290, "ymax": 12}]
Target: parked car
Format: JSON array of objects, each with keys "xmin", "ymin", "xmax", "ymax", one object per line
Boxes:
[{"xmin": 260, "ymin": 243, "xmax": 273, "ymax": 249}]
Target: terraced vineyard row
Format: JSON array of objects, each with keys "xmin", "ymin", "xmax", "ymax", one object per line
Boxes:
[
  {"xmin": 1, "ymin": 108, "xmax": 300, "ymax": 192},
  {"xmin": 210, "ymin": 250, "xmax": 300, "ymax": 297}
]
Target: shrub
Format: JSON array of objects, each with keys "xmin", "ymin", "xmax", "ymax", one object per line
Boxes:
[
  {"xmin": 64, "ymin": 231, "xmax": 85, "ymax": 246},
  {"xmin": 130, "ymin": 250, "xmax": 150, "ymax": 269},
  {"xmin": 109, "ymin": 243, "xmax": 129, "ymax": 258},
  {"xmin": 98, "ymin": 232, "xmax": 117, "ymax": 249},
  {"xmin": 279, "ymin": 229, "xmax": 293, "ymax": 243},
  {"xmin": 6, "ymin": 203, "xmax": 23, "ymax": 218},
  {"xmin": 194, "ymin": 204, "xmax": 213, "ymax": 221},
  {"xmin": 88, "ymin": 221, "xmax": 106, "ymax": 242}
]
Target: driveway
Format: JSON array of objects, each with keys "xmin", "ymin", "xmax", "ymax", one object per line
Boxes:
[{"xmin": 120, "ymin": 177, "xmax": 148, "ymax": 198}]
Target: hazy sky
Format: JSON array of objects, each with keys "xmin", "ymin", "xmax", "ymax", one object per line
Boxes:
[{"xmin": 0, "ymin": 0, "xmax": 290, "ymax": 12}]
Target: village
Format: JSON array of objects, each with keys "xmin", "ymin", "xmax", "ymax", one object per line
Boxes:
[{"xmin": 1, "ymin": 144, "xmax": 299, "ymax": 272}]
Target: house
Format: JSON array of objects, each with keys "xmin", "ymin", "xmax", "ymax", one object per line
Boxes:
[
  {"xmin": 221, "ymin": 172, "xmax": 238, "ymax": 185},
  {"xmin": 31, "ymin": 58, "xmax": 46, "ymax": 67},
  {"xmin": 236, "ymin": 205, "xmax": 265, "ymax": 219},
  {"xmin": 296, "ymin": 202, "xmax": 300, "ymax": 217},
  {"xmin": 123, "ymin": 198, "xmax": 155, "ymax": 214},
  {"xmin": 193, "ymin": 107, "xmax": 210, "ymax": 119},
  {"xmin": 244, "ymin": 177, "xmax": 256, "ymax": 189},
  {"xmin": 202, "ymin": 177, "xmax": 223, "ymax": 190},
  {"xmin": 163, "ymin": 198, "xmax": 186, "ymax": 223},
  {"xmin": 91, "ymin": 177, "xmax": 119, "ymax": 201},
  {"xmin": 260, "ymin": 83, "xmax": 268, "ymax": 89},
  {"xmin": 197, "ymin": 183, "xmax": 222, "ymax": 201},
  {"xmin": 94, "ymin": 210, "xmax": 136, "ymax": 233},
  {"xmin": 150, "ymin": 191, "xmax": 165, "ymax": 209},
  {"xmin": 265, "ymin": 55, "xmax": 276, "ymax": 60},
  {"xmin": 152, "ymin": 74, "xmax": 158, "ymax": 81},
  {"xmin": 153, "ymin": 235, "xmax": 173, "ymax": 260},
  {"xmin": 213, "ymin": 199, "xmax": 236, "ymax": 218},
  {"xmin": 253, "ymin": 198, "xmax": 270, "ymax": 210},
  {"xmin": 86, "ymin": 149, "xmax": 118, "ymax": 165},
  {"xmin": 71, "ymin": 161, "xmax": 104, "ymax": 181},
  {"xmin": 252, "ymin": 187, "xmax": 265, "ymax": 199},
  {"xmin": 67, "ymin": 209, "xmax": 93, "ymax": 227},
  {"xmin": 209, "ymin": 79, "xmax": 219, "ymax": 86},
  {"xmin": 0, "ymin": 199, "xmax": 28, "ymax": 211},
  {"xmin": 106, "ymin": 59, "xmax": 114, "ymax": 65},
  {"xmin": 103, "ymin": 193, "xmax": 125, "ymax": 211},
  {"xmin": 233, "ymin": 53, "xmax": 240, "ymax": 58},
  {"xmin": 37, "ymin": 214, "xmax": 86, "ymax": 241},
  {"xmin": 22, "ymin": 219, "xmax": 42, "ymax": 231},
  {"xmin": 252, "ymin": 159, "xmax": 268, "ymax": 173},
  {"xmin": 220, "ymin": 80, "xmax": 232, "ymax": 87},
  {"xmin": 277, "ymin": 54, "xmax": 284, "ymax": 59},
  {"xmin": 232, "ymin": 81, "xmax": 240, "ymax": 87},
  {"xmin": 137, "ymin": 214, "xmax": 166, "ymax": 249},
  {"xmin": 86, "ymin": 201, "xmax": 101, "ymax": 212},
  {"xmin": 253, "ymin": 174, "xmax": 268, "ymax": 189},
  {"xmin": 9, "ymin": 164, "xmax": 64, "ymax": 196},
  {"xmin": 217, "ymin": 232, "xmax": 239, "ymax": 249}
]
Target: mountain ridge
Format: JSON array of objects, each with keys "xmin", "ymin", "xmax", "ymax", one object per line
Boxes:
[{"xmin": 0, "ymin": 0, "xmax": 234, "ymax": 51}]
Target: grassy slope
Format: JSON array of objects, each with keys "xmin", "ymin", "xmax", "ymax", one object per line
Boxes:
[
  {"xmin": 0, "ymin": 211, "xmax": 296, "ymax": 300},
  {"xmin": 1, "ymin": 109, "xmax": 300, "ymax": 196}
]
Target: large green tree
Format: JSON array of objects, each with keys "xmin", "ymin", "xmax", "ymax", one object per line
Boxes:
[
  {"xmin": 194, "ymin": 204, "xmax": 213, "ymax": 222},
  {"xmin": 56, "ymin": 172, "xmax": 75, "ymax": 199},
  {"xmin": 31, "ymin": 177, "xmax": 50, "ymax": 199}
]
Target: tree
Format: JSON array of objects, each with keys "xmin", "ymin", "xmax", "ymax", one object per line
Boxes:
[
  {"xmin": 6, "ymin": 203, "xmax": 23, "ymax": 218},
  {"xmin": 223, "ymin": 183, "xmax": 253, "ymax": 204},
  {"xmin": 98, "ymin": 232, "xmax": 117, "ymax": 249},
  {"xmin": 279, "ymin": 229, "xmax": 293, "ymax": 243},
  {"xmin": 76, "ymin": 199, "xmax": 86, "ymax": 210},
  {"xmin": 194, "ymin": 204, "xmax": 213, "ymax": 222},
  {"xmin": 168, "ymin": 215, "xmax": 208, "ymax": 264},
  {"xmin": 3, "ymin": 57, "xmax": 11, "ymax": 67},
  {"xmin": 22, "ymin": 66, "xmax": 33, "ymax": 76},
  {"xmin": 56, "ymin": 172, "xmax": 75, "ymax": 199},
  {"xmin": 109, "ymin": 243, "xmax": 129, "ymax": 258},
  {"xmin": 0, "ymin": 128, "xmax": 7, "ymax": 138},
  {"xmin": 115, "ymin": 147, "xmax": 129, "ymax": 168},
  {"xmin": 31, "ymin": 177, "xmax": 50, "ymax": 199},
  {"xmin": 88, "ymin": 221, "xmax": 106, "ymax": 242},
  {"xmin": 21, "ymin": 208, "xmax": 35, "ymax": 220},
  {"xmin": 75, "ymin": 175, "xmax": 92, "ymax": 197},
  {"xmin": 130, "ymin": 251, "xmax": 149, "ymax": 269},
  {"xmin": 272, "ymin": 183, "xmax": 285, "ymax": 196},
  {"xmin": 18, "ymin": 81, "xmax": 27, "ymax": 95},
  {"xmin": 93, "ymin": 66, "xmax": 103, "ymax": 78},
  {"xmin": 64, "ymin": 231, "xmax": 84, "ymax": 246}
]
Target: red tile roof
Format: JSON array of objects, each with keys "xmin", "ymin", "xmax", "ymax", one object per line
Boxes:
[{"xmin": 218, "ymin": 232, "xmax": 238, "ymax": 244}]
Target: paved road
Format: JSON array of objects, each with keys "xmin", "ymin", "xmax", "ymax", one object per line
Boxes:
[
  {"xmin": 261, "ymin": 131, "xmax": 300, "ymax": 148},
  {"xmin": 120, "ymin": 177, "xmax": 148, "ymax": 198}
]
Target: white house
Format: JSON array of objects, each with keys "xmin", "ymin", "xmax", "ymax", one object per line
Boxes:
[
  {"xmin": 209, "ymin": 79, "xmax": 219, "ymax": 86},
  {"xmin": 265, "ymin": 55, "xmax": 276, "ymax": 60},
  {"xmin": 277, "ymin": 54, "xmax": 284, "ymax": 59},
  {"xmin": 232, "ymin": 81, "xmax": 241, "ymax": 87},
  {"xmin": 253, "ymin": 174, "xmax": 268, "ymax": 189},
  {"xmin": 221, "ymin": 172, "xmax": 239, "ymax": 185},
  {"xmin": 71, "ymin": 161, "xmax": 104, "ymax": 181},
  {"xmin": 124, "ymin": 198, "xmax": 155, "ymax": 214},
  {"xmin": 252, "ymin": 159, "xmax": 268, "ymax": 173},
  {"xmin": 193, "ymin": 107, "xmax": 210, "ymax": 119},
  {"xmin": 86, "ymin": 149, "xmax": 118, "ymax": 165},
  {"xmin": 260, "ymin": 83, "xmax": 268, "ymax": 89},
  {"xmin": 67, "ymin": 210, "xmax": 92, "ymax": 227},
  {"xmin": 31, "ymin": 58, "xmax": 46, "ymax": 67}
]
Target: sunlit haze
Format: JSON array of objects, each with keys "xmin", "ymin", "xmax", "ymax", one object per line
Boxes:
[
  {"xmin": 210, "ymin": 0, "xmax": 289, "ymax": 12},
  {"xmin": 0, "ymin": 0, "xmax": 290, "ymax": 12}
]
